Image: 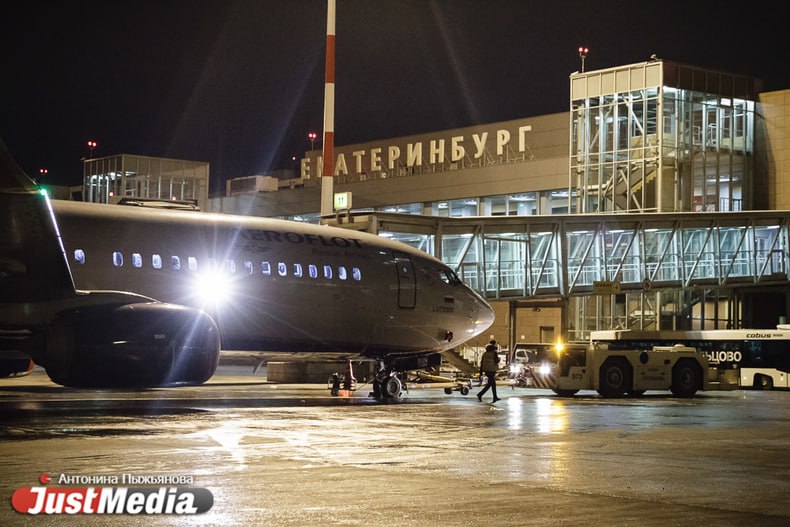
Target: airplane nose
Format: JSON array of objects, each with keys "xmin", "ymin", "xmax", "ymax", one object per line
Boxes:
[
  {"xmin": 477, "ymin": 297, "xmax": 495, "ymax": 329},
  {"xmin": 465, "ymin": 287, "xmax": 495, "ymax": 336}
]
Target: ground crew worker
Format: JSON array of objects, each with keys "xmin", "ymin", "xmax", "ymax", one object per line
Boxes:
[{"xmin": 477, "ymin": 343, "xmax": 501, "ymax": 403}]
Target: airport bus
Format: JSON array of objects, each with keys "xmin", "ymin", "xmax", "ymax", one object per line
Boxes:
[{"xmin": 589, "ymin": 329, "xmax": 790, "ymax": 390}]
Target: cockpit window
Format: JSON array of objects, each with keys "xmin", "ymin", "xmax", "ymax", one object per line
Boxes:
[{"xmin": 440, "ymin": 269, "xmax": 462, "ymax": 285}]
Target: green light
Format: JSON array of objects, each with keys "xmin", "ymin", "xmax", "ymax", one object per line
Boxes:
[{"xmin": 39, "ymin": 188, "xmax": 49, "ymax": 197}]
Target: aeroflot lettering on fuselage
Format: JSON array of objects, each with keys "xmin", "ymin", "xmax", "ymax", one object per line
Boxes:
[{"xmin": 242, "ymin": 230, "xmax": 363, "ymax": 249}]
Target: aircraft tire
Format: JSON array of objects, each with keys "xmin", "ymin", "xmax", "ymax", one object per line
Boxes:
[{"xmin": 382, "ymin": 376, "xmax": 402, "ymax": 399}]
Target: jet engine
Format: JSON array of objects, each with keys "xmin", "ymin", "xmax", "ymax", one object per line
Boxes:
[{"xmin": 41, "ymin": 302, "xmax": 220, "ymax": 388}]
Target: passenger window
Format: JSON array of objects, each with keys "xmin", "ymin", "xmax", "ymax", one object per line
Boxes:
[
  {"xmin": 152, "ymin": 254, "xmax": 162, "ymax": 269},
  {"xmin": 225, "ymin": 259, "xmax": 236, "ymax": 273},
  {"xmin": 308, "ymin": 264, "xmax": 318, "ymax": 279},
  {"xmin": 171, "ymin": 256, "xmax": 181, "ymax": 270},
  {"xmin": 277, "ymin": 262, "xmax": 287, "ymax": 277},
  {"xmin": 74, "ymin": 249, "xmax": 85, "ymax": 264},
  {"xmin": 112, "ymin": 252, "xmax": 123, "ymax": 267},
  {"xmin": 132, "ymin": 253, "xmax": 142, "ymax": 268},
  {"xmin": 293, "ymin": 263, "xmax": 303, "ymax": 277},
  {"xmin": 338, "ymin": 266, "xmax": 347, "ymax": 280},
  {"xmin": 244, "ymin": 261, "xmax": 253, "ymax": 275},
  {"xmin": 188, "ymin": 257, "xmax": 198, "ymax": 271},
  {"xmin": 323, "ymin": 265, "xmax": 333, "ymax": 279},
  {"xmin": 261, "ymin": 261, "xmax": 271, "ymax": 275},
  {"xmin": 352, "ymin": 267, "xmax": 362, "ymax": 281}
]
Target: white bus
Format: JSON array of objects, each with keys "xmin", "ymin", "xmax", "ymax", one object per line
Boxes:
[{"xmin": 589, "ymin": 328, "xmax": 790, "ymax": 390}]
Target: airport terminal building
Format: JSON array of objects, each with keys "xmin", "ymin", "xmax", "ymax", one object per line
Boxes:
[
  {"xmin": 213, "ymin": 58, "xmax": 783, "ymax": 217},
  {"xmin": 205, "ymin": 59, "xmax": 790, "ymax": 346},
  {"xmin": 82, "ymin": 59, "xmax": 790, "ymax": 348}
]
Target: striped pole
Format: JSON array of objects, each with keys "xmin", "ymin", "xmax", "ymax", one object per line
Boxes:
[{"xmin": 320, "ymin": 0, "xmax": 336, "ymax": 217}]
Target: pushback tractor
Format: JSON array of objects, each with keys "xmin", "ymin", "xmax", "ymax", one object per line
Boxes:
[{"xmin": 531, "ymin": 342, "xmax": 709, "ymax": 397}]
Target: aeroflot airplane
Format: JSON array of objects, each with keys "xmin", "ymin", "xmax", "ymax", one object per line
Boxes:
[{"xmin": 0, "ymin": 140, "xmax": 494, "ymax": 399}]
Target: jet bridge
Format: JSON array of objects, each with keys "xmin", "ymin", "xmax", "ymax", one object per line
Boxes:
[{"xmin": 326, "ymin": 210, "xmax": 790, "ymax": 336}]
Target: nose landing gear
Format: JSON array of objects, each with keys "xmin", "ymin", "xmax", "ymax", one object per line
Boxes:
[{"xmin": 371, "ymin": 363, "xmax": 404, "ymax": 401}]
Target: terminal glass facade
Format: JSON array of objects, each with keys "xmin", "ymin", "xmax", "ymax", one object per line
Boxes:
[
  {"xmin": 83, "ymin": 154, "xmax": 210, "ymax": 210},
  {"xmin": 570, "ymin": 61, "xmax": 758, "ymax": 214}
]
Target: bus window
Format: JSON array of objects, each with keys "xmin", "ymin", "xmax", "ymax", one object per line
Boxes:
[
  {"xmin": 293, "ymin": 263, "xmax": 303, "ymax": 277},
  {"xmin": 278, "ymin": 262, "xmax": 287, "ymax": 277},
  {"xmin": 132, "ymin": 253, "xmax": 143, "ymax": 268},
  {"xmin": 171, "ymin": 256, "xmax": 181, "ymax": 270},
  {"xmin": 74, "ymin": 249, "xmax": 85, "ymax": 264},
  {"xmin": 308, "ymin": 264, "xmax": 318, "ymax": 278},
  {"xmin": 152, "ymin": 254, "xmax": 162, "ymax": 269},
  {"xmin": 261, "ymin": 261, "xmax": 271, "ymax": 275},
  {"xmin": 188, "ymin": 257, "xmax": 198, "ymax": 271},
  {"xmin": 323, "ymin": 265, "xmax": 333, "ymax": 279},
  {"xmin": 338, "ymin": 266, "xmax": 347, "ymax": 280},
  {"xmin": 112, "ymin": 252, "xmax": 123, "ymax": 267}
]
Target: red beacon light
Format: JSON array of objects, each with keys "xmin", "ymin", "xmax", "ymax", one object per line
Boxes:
[{"xmin": 578, "ymin": 46, "xmax": 589, "ymax": 72}]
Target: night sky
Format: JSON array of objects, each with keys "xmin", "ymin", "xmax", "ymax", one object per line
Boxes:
[{"xmin": 2, "ymin": 1, "xmax": 786, "ymax": 194}]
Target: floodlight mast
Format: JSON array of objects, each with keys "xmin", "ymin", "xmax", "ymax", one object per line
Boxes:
[{"xmin": 320, "ymin": 0, "xmax": 336, "ymax": 217}]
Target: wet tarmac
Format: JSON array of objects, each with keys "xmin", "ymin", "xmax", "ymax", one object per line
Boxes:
[{"xmin": 1, "ymin": 366, "xmax": 789, "ymax": 526}]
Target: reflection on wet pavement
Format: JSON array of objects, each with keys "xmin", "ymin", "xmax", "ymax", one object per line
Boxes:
[{"xmin": 1, "ymin": 367, "xmax": 789, "ymax": 526}]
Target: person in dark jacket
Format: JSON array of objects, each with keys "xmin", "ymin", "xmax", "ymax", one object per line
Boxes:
[{"xmin": 477, "ymin": 343, "xmax": 501, "ymax": 402}]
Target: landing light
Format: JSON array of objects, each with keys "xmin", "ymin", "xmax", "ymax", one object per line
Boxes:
[{"xmin": 194, "ymin": 269, "xmax": 233, "ymax": 306}]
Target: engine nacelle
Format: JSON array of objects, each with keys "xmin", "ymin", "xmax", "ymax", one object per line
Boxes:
[{"xmin": 43, "ymin": 302, "xmax": 220, "ymax": 387}]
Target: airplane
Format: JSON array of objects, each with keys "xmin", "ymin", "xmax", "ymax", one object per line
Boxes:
[{"xmin": 0, "ymin": 139, "xmax": 495, "ymax": 399}]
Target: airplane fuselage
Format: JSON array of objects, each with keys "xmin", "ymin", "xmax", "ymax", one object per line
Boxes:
[{"xmin": 51, "ymin": 200, "xmax": 494, "ymax": 361}]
